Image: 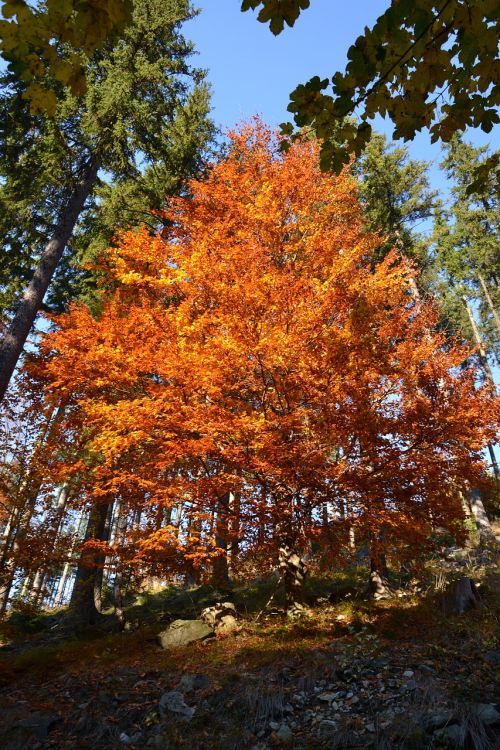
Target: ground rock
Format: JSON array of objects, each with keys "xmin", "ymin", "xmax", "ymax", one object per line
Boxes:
[
  {"xmin": 273, "ymin": 723, "xmax": 293, "ymax": 745},
  {"xmin": 433, "ymin": 724, "xmax": 466, "ymax": 746},
  {"xmin": 485, "ymin": 651, "xmax": 500, "ymax": 667},
  {"xmin": 473, "ymin": 703, "xmax": 500, "ymax": 726},
  {"xmin": 424, "ymin": 711, "xmax": 455, "ymax": 731},
  {"xmin": 159, "ymin": 690, "xmax": 195, "ymax": 720},
  {"xmin": 200, "ymin": 602, "xmax": 241, "ymax": 635},
  {"xmin": 178, "ymin": 673, "xmax": 211, "ymax": 693},
  {"xmin": 217, "ymin": 614, "xmax": 240, "ymax": 635},
  {"xmin": 158, "ymin": 619, "xmax": 214, "ymax": 649},
  {"xmin": 318, "ymin": 719, "xmax": 337, "ymax": 735}
]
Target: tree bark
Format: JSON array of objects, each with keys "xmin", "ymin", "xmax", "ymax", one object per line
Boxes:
[
  {"xmin": 212, "ymin": 491, "xmax": 231, "ymax": 587},
  {"xmin": 468, "ymin": 488, "xmax": 496, "ymax": 546},
  {"xmin": 53, "ymin": 507, "xmax": 87, "ymax": 608},
  {"xmin": 69, "ymin": 499, "xmax": 111, "ymax": 625},
  {"xmin": 279, "ymin": 541, "xmax": 308, "ymax": 614},
  {"xmin": 462, "ymin": 295, "xmax": 499, "ymax": 481},
  {"xmin": 368, "ymin": 534, "xmax": 392, "ymax": 599},
  {"xmin": 477, "ymin": 272, "xmax": 500, "ymax": 338},
  {"xmin": 0, "ymin": 158, "xmax": 99, "ymax": 402}
]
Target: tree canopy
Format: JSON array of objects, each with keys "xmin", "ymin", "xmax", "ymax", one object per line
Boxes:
[
  {"xmin": 27, "ymin": 123, "xmax": 498, "ymax": 583},
  {"xmin": 243, "ymin": 0, "xmax": 499, "ymax": 177},
  {"xmin": 0, "ymin": 0, "xmax": 214, "ymax": 401},
  {"xmin": 0, "ymin": 0, "xmax": 132, "ymax": 115}
]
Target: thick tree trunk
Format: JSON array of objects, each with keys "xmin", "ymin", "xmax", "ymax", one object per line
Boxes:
[
  {"xmin": 0, "ymin": 159, "xmax": 99, "ymax": 402},
  {"xmin": 468, "ymin": 488, "xmax": 496, "ymax": 546},
  {"xmin": 69, "ymin": 499, "xmax": 111, "ymax": 625},
  {"xmin": 368, "ymin": 536, "xmax": 392, "ymax": 599},
  {"xmin": 441, "ymin": 577, "xmax": 481, "ymax": 616},
  {"xmin": 278, "ymin": 541, "xmax": 308, "ymax": 614},
  {"xmin": 212, "ymin": 491, "xmax": 232, "ymax": 587}
]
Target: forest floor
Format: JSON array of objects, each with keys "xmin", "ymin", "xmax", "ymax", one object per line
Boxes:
[{"xmin": 0, "ymin": 546, "xmax": 499, "ymax": 750}]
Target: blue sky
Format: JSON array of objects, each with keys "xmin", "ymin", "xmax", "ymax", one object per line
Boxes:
[{"xmin": 186, "ymin": 1, "xmax": 498, "ymax": 195}]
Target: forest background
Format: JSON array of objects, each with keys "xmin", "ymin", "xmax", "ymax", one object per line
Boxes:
[{"xmin": 0, "ymin": 0, "xmax": 498, "ymax": 630}]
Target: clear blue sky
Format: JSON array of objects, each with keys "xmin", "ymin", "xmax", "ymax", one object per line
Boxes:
[{"xmin": 186, "ymin": 1, "xmax": 498, "ymax": 194}]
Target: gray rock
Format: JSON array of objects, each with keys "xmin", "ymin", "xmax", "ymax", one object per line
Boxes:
[
  {"xmin": 424, "ymin": 711, "xmax": 455, "ymax": 731},
  {"xmin": 217, "ymin": 614, "xmax": 240, "ymax": 635},
  {"xmin": 318, "ymin": 719, "xmax": 337, "ymax": 735},
  {"xmin": 318, "ymin": 691, "xmax": 336, "ymax": 703},
  {"xmin": 275, "ymin": 724, "xmax": 293, "ymax": 745},
  {"xmin": 403, "ymin": 680, "xmax": 417, "ymax": 691},
  {"xmin": 473, "ymin": 703, "xmax": 500, "ymax": 726},
  {"xmin": 13, "ymin": 714, "xmax": 62, "ymax": 742},
  {"xmin": 444, "ymin": 546, "xmax": 468, "ymax": 561},
  {"xmin": 433, "ymin": 724, "xmax": 466, "ymax": 745},
  {"xmin": 485, "ymin": 651, "xmax": 500, "ymax": 668},
  {"xmin": 159, "ymin": 690, "xmax": 195, "ymax": 720},
  {"xmin": 178, "ymin": 673, "xmax": 211, "ymax": 693},
  {"xmin": 120, "ymin": 732, "xmax": 143, "ymax": 745},
  {"xmin": 200, "ymin": 601, "xmax": 237, "ymax": 628},
  {"xmin": 158, "ymin": 619, "xmax": 214, "ymax": 649}
]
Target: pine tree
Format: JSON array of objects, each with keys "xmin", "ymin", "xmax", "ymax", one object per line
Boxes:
[
  {"xmin": 356, "ymin": 133, "xmax": 437, "ymax": 269},
  {"xmin": 0, "ymin": 0, "xmax": 214, "ymax": 400},
  {"xmin": 432, "ymin": 135, "xmax": 499, "ymax": 365}
]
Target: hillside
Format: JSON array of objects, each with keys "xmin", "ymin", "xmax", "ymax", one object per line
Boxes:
[{"xmin": 1, "ymin": 543, "xmax": 499, "ymax": 750}]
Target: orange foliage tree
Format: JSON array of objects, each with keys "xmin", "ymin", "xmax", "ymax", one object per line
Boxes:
[{"xmin": 31, "ymin": 122, "xmax": 498, "ymax": 600}]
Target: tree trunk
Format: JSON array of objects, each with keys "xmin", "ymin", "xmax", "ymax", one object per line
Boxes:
[
  {"xmin": 477, "ymin": 272, "xmax": 500, "ymax": 338},
  {"xmin": 212, "ymin": 491, "xmax": 231, "ymax": 587},
  {"xmin": 278, "ymin": 541, "xmax": 308, "ymax": 614},
  {"xmin": 441, "ymin": 576, "xmax": 481, "ymax": 616},
  {"xmin": 53, "ymin": 507, "xmax": 87, "ymax": 608},
  {"xmin": 69, "ymin": 499, "xmax": 111, "ymax": 625},
  {"xmin": 368, "ymin": 536, "xmax": 391, "ymax": 599},
  {"xmin": 462, "ymin": 295, "xmax": 499, "ymax": 481},
  {"xmin": 227, "ymin": 487, "xmax": 241, "ymax": 578},
  {"xmin": 31, "ymin": 483, "xmax": 71, "ymax": 605},
  {"xmin": 468, "ymin": 488, "xmax": 496, "ymax": 546},
  {"xmin": 111, "ymin": 501, "xmax": 128, "ymax": 627},
  {"xmin": 0, "ymin": 159, "xmax": 99, "ymax": 402}
]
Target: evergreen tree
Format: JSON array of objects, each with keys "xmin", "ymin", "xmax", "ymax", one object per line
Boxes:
[
  {"xmin": 0, "ymin": 0, "xmax": 215, "ymax": 400},
  {"xmin": 355, "ymin": 133, "xmax": 437, "ymax": 280},
  {"xmin": 433, "ymin": 136, "xmax": 499, "ymax": 365}
]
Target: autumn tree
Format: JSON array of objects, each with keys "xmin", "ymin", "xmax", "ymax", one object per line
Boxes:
[
  {"xmin": 30, "ymin": 123, "xmax": 498, "ymax": 615},
  {"xmin": 0, "ymin": 0, "xmax": 132, "ymax": 114},
  {"xmin": 0, "ymin": 0, "xmax": 214, "ymax": 402}
]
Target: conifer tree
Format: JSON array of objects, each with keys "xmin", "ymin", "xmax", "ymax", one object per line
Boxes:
[
  {"xmin": 355, "ymin": 133, "xmax": 436, "ymax": 273},
  {"xmin": 433, "ymin": 136, "xmax": 499, "ymax": 364},
  {"xmin": 0, "ymin": 0, "xmax": 214, "ymax": 400}
]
